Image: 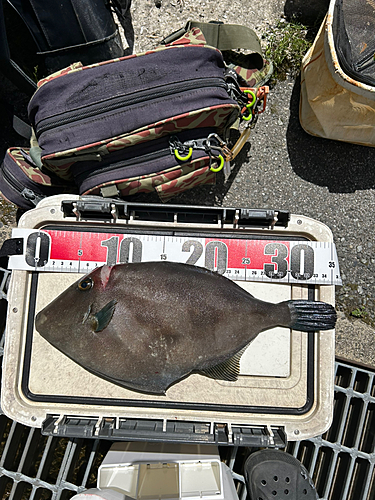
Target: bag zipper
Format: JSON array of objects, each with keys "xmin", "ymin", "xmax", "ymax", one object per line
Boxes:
[
  {"xmin": 2, "ymin": 164, "xmax": 45, "ymax": 205},
  {"xmin": 3, "ymin": 164, "xmax": 28, "ymax": 191},
  {"xmin": 35, "ymin": 77, "xmax": 228, "ymax": 137},
  {"xmin": 74, "ymin": 127, "xmax": 219, "ymax": 184},
  {"xmin": 74, "ymin": 146, "xmax": 173, "ymax": 184}
]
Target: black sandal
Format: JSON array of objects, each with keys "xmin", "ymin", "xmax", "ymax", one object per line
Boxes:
[{"xmin": 244, "ymin": 449, "xmax": 318, "ymax": 500}]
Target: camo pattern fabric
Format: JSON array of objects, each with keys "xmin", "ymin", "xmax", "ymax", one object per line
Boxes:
[
  {"xmin": 37, "ymin": 62, "xmax": 84, "ymax": 88},
  {"xmin": 83, "ymin": 158, "xmax": 216, "ymax": 201},
  {"xmin": 8, "ymin": 148, "xmax": 58, "ymax": 186},
  {"xmin": 106, "ymin": 106, "xmax": 237, "ymax": 152},
  {"xmin": 232, "ymin": 60, "xmax": 273, "ymax": 87},
  {"xmin": 162, "ymin": 27, "xmax": 207, "ymax": 47},
  {"xmin": 155, "ymin": 164, "xmax": 215, "ymax": 201},
  {"xmin": 222, "ymin": 51, "xmax": 273, "ymax": 88},
  {"xmin": 42, "ymin": 105, "xmax": 238, "ymax": 165},
  {"xmin": 43, "ymin": 157, "xmax": 76, "ymax": 181}
]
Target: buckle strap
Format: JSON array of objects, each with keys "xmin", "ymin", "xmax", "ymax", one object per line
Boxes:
[
  {"xmin": 160, "ymin": 27, "xmax": 189, "ymax": 45},
  {"xmin": 186, "ymin": 21, "xmax": 263, "ymax": 55}
]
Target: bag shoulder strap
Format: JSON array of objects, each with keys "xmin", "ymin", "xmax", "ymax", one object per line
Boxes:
[
  {"xmin": 162, "ymin": 21, "xmax": 262, "ymax": 53},
  {"xmin": 186, "ymin": 21, "xmax": 262, "ymax": 54},
  {"xmin": 161, "ymin": 21, "xmax": 265, "ymax": 72}
]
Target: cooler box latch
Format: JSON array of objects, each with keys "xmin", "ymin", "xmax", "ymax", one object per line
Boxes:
[
  {"xmin": 42, "ymin": 415, "xmax": 287, "ymax": 447},
  {"xmin": 61, "ymin": 198, "xmax": 290, "ymax": 228}
]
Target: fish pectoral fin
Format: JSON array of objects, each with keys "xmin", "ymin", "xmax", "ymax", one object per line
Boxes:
[
  {"xmin": 198, "ymin": 347, "xmax": 247, "ymax": 382},
  {"xmin": 93, "ymin": 300, "xmax": 117, "ymax": 332}
]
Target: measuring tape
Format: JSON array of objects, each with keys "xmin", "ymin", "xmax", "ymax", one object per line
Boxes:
[{"xmin": 9, "ymin": 228, "xmax": 342, "ymax": 285}]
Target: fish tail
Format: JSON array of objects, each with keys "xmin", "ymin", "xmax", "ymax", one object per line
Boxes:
[{"xmin": 286, "ymin": 300, "xmax": 337, "ymax": 331}]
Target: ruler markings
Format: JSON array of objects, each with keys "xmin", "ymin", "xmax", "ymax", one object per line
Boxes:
[
  {"xmin": 8, "ymin": 228, "xmax": 342, "ymax": 285},
  {"xmin": 245, "ymin": 239, "xmax": 247, "ymax": 282}
]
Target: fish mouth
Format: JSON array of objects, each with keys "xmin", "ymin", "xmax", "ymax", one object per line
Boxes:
[{"xmin": 35, "ymin": 311, "xmax": 48, "ymax": 335}]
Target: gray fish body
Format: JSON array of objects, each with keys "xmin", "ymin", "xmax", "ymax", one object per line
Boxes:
[{"xmin": 35, "ymin": 262, "xmax": 336, "ymax": 394}]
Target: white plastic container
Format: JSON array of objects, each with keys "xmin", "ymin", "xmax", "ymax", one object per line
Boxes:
[{"xmin": 97, "ymin": 443, "xmax": 238, "ymax": 500}]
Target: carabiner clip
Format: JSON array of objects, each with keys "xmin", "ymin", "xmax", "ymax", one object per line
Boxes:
[
  {"xmin": 210, "ymin": 154, "xmax": 224, "ymax": 172},
  {"xmin": 243, "ymin": 89, "xmax": 256, "ymax": 107},
  {"xmin": 242, "ymin": 108, "xmax": 253, "ymax": 122},
  {"xmin": 241, "ymin": 89, "xmax": 257, "ymax": 122},
  {"xmin": 207, "ymin": 133, "xmax": 226, "ymax": 147}
]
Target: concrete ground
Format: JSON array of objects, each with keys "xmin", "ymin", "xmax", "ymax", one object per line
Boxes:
[{"xmin": 0, "ymin": 0, "xmax": 374, "ymax": 369}]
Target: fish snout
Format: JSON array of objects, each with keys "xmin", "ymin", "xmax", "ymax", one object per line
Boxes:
[{"xmin": 35, "ymin": 311, "xmax": 48, "ymax": 333}]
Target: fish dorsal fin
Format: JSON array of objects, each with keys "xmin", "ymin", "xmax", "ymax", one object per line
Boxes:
[
  {"xmin": 198, "ymin": 346, "xmax": 247, "ymax": 382},
  {"xmin": 93, "ymin": 299, "xmax": 117, "ymax": 332}
]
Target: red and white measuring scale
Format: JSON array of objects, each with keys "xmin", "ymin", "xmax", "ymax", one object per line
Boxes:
[{"xmin": 9, "ymin": 228, "xmax": 342, "ymax": 286}]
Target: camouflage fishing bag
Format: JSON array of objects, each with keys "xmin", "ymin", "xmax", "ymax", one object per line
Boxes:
[{"xmin": 1, "ymin": 23, "xmax": 271, "ymax": 208}]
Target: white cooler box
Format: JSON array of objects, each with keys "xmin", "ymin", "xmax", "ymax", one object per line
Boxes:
[{"xmin": 1, "ymin": 196, "xmax": 340, "ymax": 445}]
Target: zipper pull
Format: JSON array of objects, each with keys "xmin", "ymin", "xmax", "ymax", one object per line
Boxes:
[
  {"xmin": 170, "ymin": 136, "xmax": 193, "ymax": 161},
  {"xmin": 21, "ymin": 188, "xmax": 45, "ymax": 206}
]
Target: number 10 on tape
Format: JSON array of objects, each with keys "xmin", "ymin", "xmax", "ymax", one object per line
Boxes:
[{"xmin": 9, "ymin": 229, "xmax": 342, "ymax": 285}]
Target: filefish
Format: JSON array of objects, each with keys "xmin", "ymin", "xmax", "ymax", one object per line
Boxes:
[{"xmin": 35, "ymin": 262, "xmax": 336, "ymax": 394}]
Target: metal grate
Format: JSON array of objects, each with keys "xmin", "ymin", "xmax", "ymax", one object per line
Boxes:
[
  {"xmin": 0, "ymin": 420, "xmax": 112, "ymax": 500},
  {"xmin": 1, "ymin": 362, "xmax": 373, "ymax": 499},
  {"xmin": 225, "ymin": 361, "xmax": 375, "ymax": 500},
  {"xmin": 0, "ymin": 266, "xmax": 374, "ymax": 499},
  {"xmin": 287, "ymin": 361, "xmax": 375, "ymax": 500}
]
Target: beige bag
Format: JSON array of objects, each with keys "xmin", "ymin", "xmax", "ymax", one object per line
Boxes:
[{"xmin": 300, "ymin": 0, "xmax": 375, "ymax": 147}]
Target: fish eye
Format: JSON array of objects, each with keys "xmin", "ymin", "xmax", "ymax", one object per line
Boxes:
[{"xmin": 78, "ymin": 277, "xmax": 93, "ymax": 291}]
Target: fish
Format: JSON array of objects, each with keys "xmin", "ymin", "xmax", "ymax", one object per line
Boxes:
[{"xmin": 35, "ymin": 261, "xmax": 337, "ymax": 394}]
